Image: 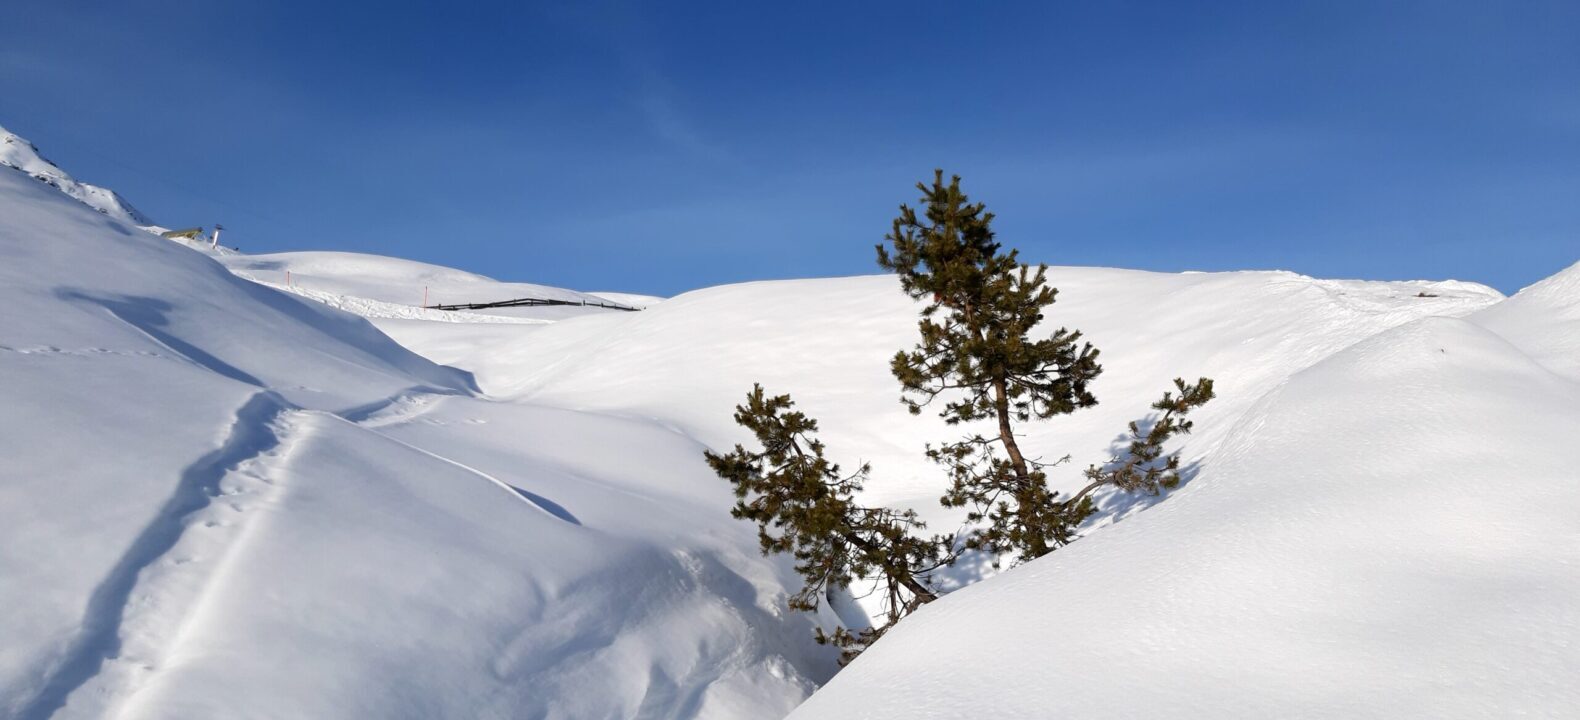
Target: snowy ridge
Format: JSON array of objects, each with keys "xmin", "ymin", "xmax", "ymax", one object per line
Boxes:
[
  {"xmin": 1470, "ymin": 259, "xmax": 1580, "ymax": 382},
  {"xmin": 0, "ymin": 126, "xmax": 151, "ymax": 226}
]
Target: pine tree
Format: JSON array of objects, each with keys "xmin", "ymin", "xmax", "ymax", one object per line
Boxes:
[
  {"xmin": 878, "ymin": 170, "xmax": 1103, "ymax": 562},
  {"xmin": 708, "ymin": 173, "xmax": 1217, "ymax": 666},
  {"xmin": 703, "ymin": 384, "xmax": 948, "ymax": 663}
]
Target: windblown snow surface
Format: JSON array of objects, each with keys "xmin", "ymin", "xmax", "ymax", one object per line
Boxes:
[
  {"xmin": 789, "ymin": 268, "xmax": 1580, "ymax": 719},
  {"xmin": 1, "ymin": 153, "xmax": 832, "ymax": 720},
  {"xmin": 4, "ymin": 126, "xmax": 1577, "ymax": 718}
]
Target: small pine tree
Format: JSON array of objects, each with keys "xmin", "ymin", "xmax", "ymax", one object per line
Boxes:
[
  {"xmin": 1067, "ymin": 377, "xmax": 1215, "ymax": 510},
  {"xmin": 703, "ymin": 384, "xmax": 948, "ymax": 663},
  {"xmin": 708, "ymin": 174, "xmax": 1218, "ymax": 665},
  {"xmin": 878, "ymin": 170, "xmax": 1103, "ymax": 562}
]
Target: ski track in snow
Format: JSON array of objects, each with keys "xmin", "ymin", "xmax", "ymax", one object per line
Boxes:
[
  {"xmin": 12, "ymin": 384, "xmax": 589, "ymax": 718},
  {"xmin": 335, "ymin": 386, "xmax": 467, "ymax": 427},
  {"xmin": 0, "ymin": 346, "xmax": 170, "ymax": 360},
  {"xmin": 13, "ymin": 392, "xmax": 290, "ymax": 720},
  {"xmin": 337, "ymin": 388, "xmax": 453, "ymax": 427},
  {"xmin": 1, "ymin": 344, "xmax": 498, "ymax": 718},
  {"xmin": 13, "ymin": 385, "xmax": 574, "ymax": 719}
]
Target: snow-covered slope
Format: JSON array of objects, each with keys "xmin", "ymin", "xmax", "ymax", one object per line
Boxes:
[
  {"xmin": 587, "ymin": 290, "xmax": 666, "ymax": 309},
  {"xmin": 0, "ymin": 164, "xmax": 470, "ymax": 410},
  {"xmin": 0, "ymin": 122, "xmax": 646, "ymax": 326},
  {"xmin": 220, "ymin": 251, "xmax": 647, "ymax": 321},
  {"xmin": 1470, "ymin": 260, "xmax": 1580, "ymax": 382},
  {"xmin": 787, "ymin": 275, "xmax": 1580, "ymax": 719},
  {"xmin": 382, "ymin": 270, "xmax": 1503, "ymax": 534},
  {"xmin": 0, "ymin": 157, "xmax": 834, "ymax": 719},
  {"xmin": 1, "ymin": 126, "xmax": 151, "ymax": 226}
]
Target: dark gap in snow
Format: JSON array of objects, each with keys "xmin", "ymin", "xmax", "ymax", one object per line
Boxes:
[{"xmin": 508, "ymin": 486, "xmax": 582, "ymax": 526}]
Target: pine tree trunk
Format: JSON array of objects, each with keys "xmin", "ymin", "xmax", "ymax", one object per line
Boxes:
[
  {"xmin": 841, "ymin": 531, "xmax": 938, "ymax": 604},
  {"xmin": 991, "ymin": 375, "xmax": 1048, "ymax": 557},
  {"xmin": 991, "ymin": 376, "xmax": 1031, "ymax": 479}
]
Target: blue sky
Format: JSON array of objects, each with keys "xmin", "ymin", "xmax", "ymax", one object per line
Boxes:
[{"xmin": 2, "ymin": 1, "xmax": 1575, "ymax": 296}]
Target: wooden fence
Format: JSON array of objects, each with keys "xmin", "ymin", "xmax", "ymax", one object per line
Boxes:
[{"xmin": 424, "ymin": 297, "xmax": 641, "ymax": 312}]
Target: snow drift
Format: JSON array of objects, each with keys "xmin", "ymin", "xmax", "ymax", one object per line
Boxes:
[
  {"xmin": 788, "ymin": 282, "xmax": 1580, "ymax": 718},
  {"xmin": 0, "ymin": 156, "xmax": 834, "ymax": 720}
]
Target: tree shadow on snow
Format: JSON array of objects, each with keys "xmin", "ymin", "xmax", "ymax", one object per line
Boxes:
[
  {"xmin": 1079, "ymin": 416, "xmax": 1207, "ymax": 530},
  {"xmin": 925, "ymin": 546, "xmax": 1001, "ymax": 594}
]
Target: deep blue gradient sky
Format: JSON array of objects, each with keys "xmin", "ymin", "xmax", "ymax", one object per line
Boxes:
[{"xmin": 3, "ymin": 1, "xmax": 1575, "ymax": 296}]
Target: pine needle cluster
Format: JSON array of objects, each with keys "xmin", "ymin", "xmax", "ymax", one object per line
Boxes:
[
  {"xmin": 703, "ymin": 385, "xmax": 949, "ymax": 663},
  {"xmin": 1072, "ymin": 377, "xmax": 1215, "ymax": 506}
]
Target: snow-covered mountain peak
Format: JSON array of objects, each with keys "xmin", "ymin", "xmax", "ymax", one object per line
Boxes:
[{"xmin": 0, "ymin": 124, "xmax": 153, "ymax": 226}]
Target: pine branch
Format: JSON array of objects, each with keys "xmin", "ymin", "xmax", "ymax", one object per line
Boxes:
[{"xmin": 1066, "ymin": 377, "xmax": 1216, "ymax": 509}]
